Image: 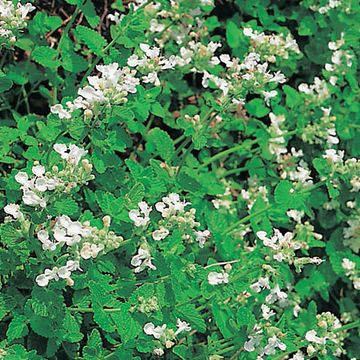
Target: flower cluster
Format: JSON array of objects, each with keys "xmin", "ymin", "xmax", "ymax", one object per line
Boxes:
[
  {"xmin": 36, "ymin": 215, "xmax": 123, "ymax": 286},
  {"xmin": 14, "ymin": 144, "xmax": 93, "ymax": 208},
  {"xmin": 51, "ymin": 63, "xmax": 140, "ymax": 120},
  {"xmin": 305, "ymin": 312, "xmax": 346, "ymax": 357},
  {"xmin": 341, "ymin": 258, "xmax": 360, "ymax": 290},
  {"xmin": 257, "ymin": 229, "xmax": 323, "ymax": 271},
  {"xmin": 129, "ymin": 193, "xmax": 211, "ymax": 273},
  {"xmin": 243, "ymin": 27, "xmax": 300, "ymax": 63},
  {"xmin": 144, "ymin": 318, "xmax": 191, "ymax": 353},
  {"xmin": 0, "ymin": 0, "xmax": 35, "ymax": 43}
]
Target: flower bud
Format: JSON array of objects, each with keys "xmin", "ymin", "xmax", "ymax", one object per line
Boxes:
[
  {"xmin": 84, "ymin": 109, "xmax": 93, "ymax": 119},
  {"xmin": 66, "ymin": 277, "xmax": 74, "ymax": 286},
  {"xmin": 103, "ymin": 215, "xmax": 111, "ymax": 228},
  {"xmin": 224, "ymin": 263, "xmax": 232, "ymax": 272}
]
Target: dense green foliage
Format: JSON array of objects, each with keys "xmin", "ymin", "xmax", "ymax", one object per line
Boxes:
[{"xmin": 0, "ymin": 0, "xmax": 359, "ymax": 359}]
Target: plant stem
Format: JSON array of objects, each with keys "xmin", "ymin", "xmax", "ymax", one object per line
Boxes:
[
  {"xmin": 52, "ymin": 5, "xmax": 82, "ymax": 104},
  {"xmin": 223, "ymin": 206, "xmax": 270, "ymax": 235},
  {"xmin": 221, "ymin": 165, "xmax": 263, "ymax": 178},
  {"xmin": 205, "ymin": 259, "xmax": 240, "ymax": 269},
  {"xmin": 334, "ymin": 319, "xmax": 360, "ymax": 333},
  {"xmin": 200, "ymin": 139, "xmax": 258, "ymax": 168}
]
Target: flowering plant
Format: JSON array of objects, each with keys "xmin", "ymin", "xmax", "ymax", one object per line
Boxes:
[{"xmin": 0, "ymin": 0, "xmax": 359, "ymax": 359}]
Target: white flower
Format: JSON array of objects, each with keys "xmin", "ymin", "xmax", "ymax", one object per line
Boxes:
[
  {"xmin": 107, "ymin": 12, "xmax": 123, "ymax": 25},
  {"xmin": 323, "ymin": 149, "xmax": 344, "ymax": 163},
  {"xmin": 32, "ymin": 165, "xmax": 45, "ymax": 177},
  {"xmin": 262, "ymin": 90, "xmax": 277, "ymax": 105},
  {"xmin": 36, "ymin": 269, "xmax": 58, "ymax": 287},
  {"xmin": 4, "ymin": 203, "xmax": 23, "ymax": 220},
  {"xmin": 50, "ymin": 104, "xmax": 72, "ymax": 120},
  {"xmin": 192, "ymin": 229, "xmax": 210, "ymax": 247},
  {"xmin": 80, "ymin": 242, "xmax": 104, "ymax": 259},
  {"xmin": 152, "ymin": 227, "xmax": 170, "ymax": 241},
  {"xmin": 144, "ymin": 322, "xmax": 166, "ymax": 339},
  {"xmin": 131, "ymin": 246, "xmax": 156, "ymax": 273},
  {"xmin": 342, "ymin": 258, "xmax": 355, "ymax": 271},
  {"xmin": 261, "ymin": 304, "xmax": 275, "ymax": 320},
  {"xmin": 15, "ymin": 171, "xmax": 29, "ymax": 185},
  {"xmin": 37, "ymin": 230, "xmax": 57, "ymax": 251},
  {"xmin": 129, "ymin": 201, "xmax": 152, "ymax": 227},
  {"xmin": 53, "ymin": 215, "xmax": 88, "ymax": 246},
  {"xmin": 305, "ymin": 330, "xmax": 326, "ymax": 345},
  {"xmin": 265, "ymin": 285, "xmax": 288, "ymax": 306},
  {"xmin": 174, "ymin": 319, "xmax": 191, "ymax": 336},
  {"xmin": 53, "ymin": 144, "xmax": 88, "ymax": 166},
  {"xmin": 155, "ymin": 193, "xmax": 190, "ymax": 218},
  {"xmin": 244, "ymin": 331, "xmax": 262, "ymax": 352},
  {"xmin": 290, "ymin": 351, "xmax": 305, "ymax": 360},
  {"xmin": 22, "ymin": 190, "xmax": 46, "ymax": 208},
  {"xmin": 193, "ymin": 229, "xmax": 211, "ymax": 248},
  {"xmin": 250, "ymin": 277, "xmax": 270, "ymax": 293},
  {"xmin": 287, "ymin": 209, "xmax": 304, "ymax": 223},
  {"xmin": 142, "ymin": 72, "xmax": 160, "ymax": 86},
  {"xmin": 140, "ymin": 43, "xmax": 160, "ymax": 59},
  {"xmin": 78, "ymin": 86, "xmax": 106, "ymax": 104},
  {"xmin": 262, "ymin": 336, "xmax": 286, "ymax": 355},
  {"xmin": 207, "ymin": 271, "xmax": 229, "ymax": 285}
]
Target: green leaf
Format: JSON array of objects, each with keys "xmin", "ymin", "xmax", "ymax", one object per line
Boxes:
[
  {"xmin": 63, "ymin": 313, "xmax": 84, "ymax": 343},
  {"xmin": 226, "ymin": 21, "xmax": 242, "ymax": 48},
  {"xmin": 110, "ymin": 304, "xmax": 142, "ymax": 343},
  {"xmin": 52, "ymin": 198, "xmax": 79, "ymax": 216},
  {"xmin": 176, "ymin": 304, "xmax": 206, "ymax": 333},
  {"xmin": 151, "ymin": 102, "xmax": 166, "ymax": 118},
  {"xmin": 81, "ymin": 0, "xmax": 100, "ymax": 28},
  {"xmin": 83, "ymin": 329, "xmax": 103, "ymax": 360},
  {"xmin": 6, "ymin": 315, "xmax": 28, "ymax": 342},
  {"xmin": 32, "ymin": 47, "xmax": 61, "ymax": 68},
  {"xmin": 245, "ymin": 98, "xmax": 270, "ymax": 117},
  {"xmin": 147, "ymin": 127, "xmax": 175, "ymax": 161},
  {"xmin": 61, "ymin": 50, "xmax": 88, "ymax": 73},
  {"xmin": 283, "ymin": 85, "xmax": 302, "ymax": 108},
  {"xmin": 75, "ymin": 25, "xmax": 107, "ymax": 55},
  {"xmin": 0, "ymin": 74, "xmax": 13, "ymax": 93}
]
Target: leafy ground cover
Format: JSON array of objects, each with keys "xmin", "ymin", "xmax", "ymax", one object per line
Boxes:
[{"xmin": 0, "ymin": 0, "xmax": 359, "ymax": 359}]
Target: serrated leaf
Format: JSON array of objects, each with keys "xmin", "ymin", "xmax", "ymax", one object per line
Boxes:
[
  {"xmin": 52, "ymin": 198, "xmax": 79, "ymax": 216},
  {"xmin": 6, "ymin": 315, "xmax": 28, "ymax": 342},
  {"xmin": 245, "ymin": 98, "xmax": 269, "ymax": 118},
  {"xmin": 147, "ymin": 127, "xmax": 175, "ymax": 161},
  {"xmin": 32, "ymin": 47, "xmax": 61, "ymax": 68},
  {"xmin": 75, "ymin": 25, "xmax": 107, "ymax": 55}
]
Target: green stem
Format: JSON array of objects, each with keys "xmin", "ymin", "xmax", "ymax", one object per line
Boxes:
[
  {"xmin": 299, "ymin": 180, "xmax": 326, "ymax": 194},
  {"xmin": 21, "ymin": 86, "xmax": 30, "ymax": 113},
  {"xmin": 68, "ymin": 307, "xmax": 122, "ymax": 313},
  {"xmin": 223, "ymin": 206, "xmax": 270, "ymax": 235},
  {"xmin": 52, "ymin": 5, "xmax": 82, "ymax": 104},
  {"xmin": 221, "ymin": 165, "xmax": 263, "ymax": 178},
  {"xmin": 334, "ymin": 319, "xmax": 360, "ymax": 333},
  {"xmin": 200, "ymin": 139, "xmax": 258, "ymax": 168},
  {"xmin": 173, "ymin": 133, "xmax": 186, "ymax": 145}
]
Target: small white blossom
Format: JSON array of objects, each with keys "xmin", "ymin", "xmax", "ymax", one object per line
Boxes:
[
  {"xmin": 131, "ymin": 246, "xmax": 156, "ymax": 273},
  {"xmin": 4, "ymin": 203, "xmax": 23, "ymax": 220},
  {"xmin": 144, "ymin": 322, "xmax": 166, "ymax": 339},
  {"xmin": 305, "ymin": 330, "xmax": 326, "ymax": 345},
  {"xmin": 207, "ymin": 271, "xmax": 229, "ymax": 285},
  {"xmin": 194, "ymin": 229, "xmax": 211, "ymax": 248},
  {"xmin": 152, "ymin": 227, "xmax": 170, "ymax": 241},
  {"xmin": 155, "ymin": 193, "xmax": 190, "ymax": 218},
  {"xmin": 129, "ymin": 201, "xmax": 152, "ymax": 227},
  {"xmin": 174, "ymin": 319, "xmax": 191, "ymax": 336}
]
